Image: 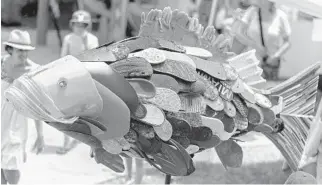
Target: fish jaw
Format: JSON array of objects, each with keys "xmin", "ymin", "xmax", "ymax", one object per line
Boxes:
[{"xmin": 4, "ymin": 55, "xmax": 103, "ymax": 123}]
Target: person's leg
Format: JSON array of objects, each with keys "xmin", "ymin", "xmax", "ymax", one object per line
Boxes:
[
  {"xmin": 134, "ymin": 158, "xmax": 144, "ymax": 184},
  {"xmin": 1, "ymin": 169, "xmax": 8, "ymax": 184},
  {"xmin": 124, "ymin": 158, "xmax": 132, "ymax": 182},
  {"xmin": 56, "ymin": 135, "xmax": 71, "ymax": 154},
  {"xmin": 2, "ymin": 169, "xmax": 20, "ymax": 185}
]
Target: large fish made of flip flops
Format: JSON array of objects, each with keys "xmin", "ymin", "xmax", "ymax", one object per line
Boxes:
[{"xmin": 4, "ymin": 7, "xmax": 321, "ymax": 176}]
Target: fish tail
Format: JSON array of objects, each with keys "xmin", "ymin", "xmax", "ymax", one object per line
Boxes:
[{"xmin": 263, "ymin": 62, "xmax": 321, "ymax": 171}]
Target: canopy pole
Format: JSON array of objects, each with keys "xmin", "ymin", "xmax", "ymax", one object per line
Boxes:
[{"xmin": 207, "ymin": 0, "xmax": 218, "ymax": 27}]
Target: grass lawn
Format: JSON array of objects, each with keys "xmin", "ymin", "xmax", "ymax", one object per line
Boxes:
[{"xmin": 2, "ymin": 27, "xmax": 290, "ymax": 184}]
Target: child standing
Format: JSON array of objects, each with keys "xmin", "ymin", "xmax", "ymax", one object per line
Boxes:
[
  {"xmin": 60, "ymin": 10, "xmax": 99, "ymax": 57},
  {"xmin": 57, "ymin": 10, "xmax": 99, "ymax": 154},
  {"xmin": 1, "ymin": 29, "xmax": 45, "ymax": 184}
]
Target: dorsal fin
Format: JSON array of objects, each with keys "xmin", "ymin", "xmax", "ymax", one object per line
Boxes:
[{"xmin": 138, "ymin": 7, "xmax": 233, "ymax": 60}]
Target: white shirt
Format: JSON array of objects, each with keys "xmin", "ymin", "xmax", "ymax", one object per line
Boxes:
[
  {"xmin": 61, "ymin": 32, "xmax": 99, "ymax": 57},
  {"xmin": 1, "ymin": 55, "xmax": 38, "ymax": 170}
]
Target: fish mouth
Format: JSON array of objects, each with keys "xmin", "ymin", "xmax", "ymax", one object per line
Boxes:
[{"xmin": 4, "ymin": 74, "xmax": 78, "ymax": 124}]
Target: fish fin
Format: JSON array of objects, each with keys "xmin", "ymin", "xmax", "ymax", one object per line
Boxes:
[
  {"xmin": 227, "ymin": 50, "xmax": 266, "ymax": 87},
  {"xmin": 260, "ymin": 62, "xmax": 321, "ymax": 171}
]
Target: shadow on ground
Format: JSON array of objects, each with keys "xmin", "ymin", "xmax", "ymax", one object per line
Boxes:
[{"xmin": 95, "ymin": 160, "xmax": 290, "ymax": 184}]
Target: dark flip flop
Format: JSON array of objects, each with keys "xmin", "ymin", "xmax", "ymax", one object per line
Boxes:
[
  {"xmin": 110, "ymin": 57, "xmax": 153, "ymax": 78},
  {"xmin": 94, "ymin": 148, "xmax": 125, "ymax": 173},
  {"xmin": 149, "ymin": 74, "xmax": 180, "ymax": 93},
  {"xmin": 83, "ymin": 62, "xmax": 140, "ymax": 114},
  {"xmin": 140, "ymin": 139, "xmax": 193, "ymax": 176}
]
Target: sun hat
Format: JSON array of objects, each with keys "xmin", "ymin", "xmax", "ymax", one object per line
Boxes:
[
  {"xmin": 3, "ymin": 29, "xmax": 35, "ymax": 50},
  {"xmin": 70, "ymin": 10, "xmax": 91, "ymax": 24}
]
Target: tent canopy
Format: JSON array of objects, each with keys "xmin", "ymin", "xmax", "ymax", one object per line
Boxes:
[{"xmin": 270, "ymin": 0, "xmax": 322, "ymax": 18}]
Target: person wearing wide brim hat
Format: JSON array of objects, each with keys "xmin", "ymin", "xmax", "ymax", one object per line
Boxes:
[
  {"xmin": 1, "ymin": 29, "xmax": 44, "ymax": 185},
  {"xmin": 3, "ymin": 29, "xmax": 35, "ymax": 51}
]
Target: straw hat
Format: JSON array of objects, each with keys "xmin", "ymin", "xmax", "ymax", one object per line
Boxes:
[{"xmin": 3, "ymin": 29, "xmax": 35, "ymax": 50}]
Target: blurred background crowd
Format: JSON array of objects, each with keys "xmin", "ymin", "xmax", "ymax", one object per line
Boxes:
[{"xmin": 1, "ymin": 0, "xmax": 322, "ymax": 184}]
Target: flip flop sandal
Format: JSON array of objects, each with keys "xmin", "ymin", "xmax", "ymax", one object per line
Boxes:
[
  {"xmin": 75, "ymin": 42, "xmax": 130, "ymax": 63},
  {"xmin": 201, "ymin": 115, "xmax": 235, "ymax": 141},
  {"xmin": 92, "ymin": 81, "xmax": 131, "ymax": 140},
  {"xmin": 84, "ymin": 63, "xmax": 140, "ymax": 114},
  {"xmin": 234, "ymin": 112, "xmax": 248, "ymax": 130},
  {"xmin": 47, "ymin": 120, "xmax": 91, "ymax": 135},
  {"xmin": 222, "ymin": 63, "xmax": 238, "ymax": 81},
  {"xmin": 79, "ymin": 117, "xmax": 106, "ymax": 136},
  {"xmin": 156, "ymin": 39, "xmax": 186, "ymax": 53},
  {"xmin": 213, "ymin": 111, "xmax": 236, "ymax": 133},
  {"xmin": 197, "ymin": 72, "xmax": 220, "ymax": 100},
  {"xmin": 127, "ymin": 78, "xmax": 156, "ymax": 98},
  {"xmin": 185, "ymin": 144, "xmax": 200, "ymax": 155},
  {"xmin": 130, "ymin": 119, "xmax": 155, "ymax": 139},
  {"xmin": 110, "ymin": 57, "xmax": 153, "ymax": 78},
  {"xmin": 192, "ymin": 56, "xmax": 227, "ymax": 80},
  {"xmin": 215, "ymin": 139, "xmax": 243, "ymax": 169},
  {"xmin": 191, "ymin": 135, "xmax": 221, "ymax": 149},
  {"xmin": 131, "ymin": 103, "xmax": 147, "ymax": 119},
  {"xmin": 231, "ymin": 78, "xmax": 245, "ymax": 93},
  {"xmin": 144, "ymin": 88, "xmax": 181, "ymax": 112},
  {"xmin": 184, "ymin": 46, "xmax": 212, "ymax": 59},
  {"xmin": 139, "ymin": 139, "xmax": 191, "ymax": 176},
  {"xmin": 203, "ymin": 96, "xmax": 225, "ymax": 112},
  {"xmin": 94, "ymin": 148, "xmax": 125, "ymax": 173},
  {"xmin": 179, "ymin": 93, "xmax": 205, "ymax": 113},
  {"xmin": 166, "ymin": 112, "xmax": 202, "ymax": 127},
  {"xmin": 61, "ymin": 130, "xmax": 102, "ymax": 149},
  {"xmin": 161, "ymin": 49, "xmax": 197, "ymax": 69},
  {"xmin": 137, "ymin": 104, "xmax": 165, "ymax": 126},
  {"xmin": 189, "ymin": 126, "xmax": 213, "ymax": 142},
  {"xmin": 149, "ymin": 74, "xmax": 180, "ymax": 93},
  {"xmin": 216, "ymin": 81, "xmax": 234, "ymax": 101},
  {"xmin": 153, "ymin": 119, "xmax": 173, "ymax": 141},
  {"xmin": 224, "ymin": 101, "xmax": 237, "ymax": 118},
  {"xmin": 136, "ymin": 134, "xmax": 162, "ymax": 154},
  {"xmin": 254, "ymin": 93, "xmax": 272, "ymax": 108},
  {"xmin": 240, "ymin": 83, "xmax": 256, "ymax": 104},
  {"xmin": 232, "ymin": 95, "xmax": 248, "ymax": 118},
  {"xmin": 166, "ymin": 115, "xmax": 192, "ymax": 137},
  {"xmin": 128, "ymin": 48, "xmax": 166, "ymax": 65},
  {"xmin": 177, "ymin": 79, "xmax": 206, "ymax": 94},
  {"xmin": 153, "ymin": 60, "xmax": 198, "ymax": 82},
  {"xmin": 247, "ymin": 104, "xmax": 264, "ymax": 126},
  {"xmin": 171, "ymin": 135, "xmax": 191, "ymax": 149},
  {"xmin": 101, "ymin": 138, "xmax": 123, "ymax": 154}
]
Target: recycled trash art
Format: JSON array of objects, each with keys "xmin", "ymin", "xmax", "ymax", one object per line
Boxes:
[{"xmin": 4, "ymin": 7, "xmax": 321, "ymax": 177}]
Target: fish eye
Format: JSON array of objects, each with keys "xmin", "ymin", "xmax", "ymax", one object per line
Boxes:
[{"xmin": 58, "ymin": 78, "xmax": 68, "ymax": 88}]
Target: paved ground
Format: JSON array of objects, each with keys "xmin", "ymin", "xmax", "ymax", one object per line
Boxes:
[{"xmin": 2, "ymin": 28, "xmax": 290, "ymax": 184}]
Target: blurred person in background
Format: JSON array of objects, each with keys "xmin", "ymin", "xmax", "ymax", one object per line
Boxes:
[
  {"xmin": 230, "ymin": 0, "xmax": 291, "ymax": 80},
  {"xmin": 1, "ymin": 0, "xmax": 28, "ymax": 27},
  {"xmin": 57, "ymin": 10, "xmax": 99, "ymax": 154},
  {"xmin": 80, "ymin": 0, "xmax": 113, "ymax": 45},
  {"xmin": 1, "ymin": 29, "xmax": 45, "ymax": 184}
]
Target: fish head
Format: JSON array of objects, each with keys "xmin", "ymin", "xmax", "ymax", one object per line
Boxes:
[{"xmin": 4, "ymin": 55, "xmax": 103, "ymax": 123}]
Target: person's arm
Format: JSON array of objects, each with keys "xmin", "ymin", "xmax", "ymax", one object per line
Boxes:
[
  {"xmin": 32, "ymin": 119, "xmax": 45, "ymax": 154},
  {"xmin": 271, "ymin": 13, "xmax": 292, "ymax": 59},
  {"xmin": 61, "ymin": 36, "xmax": 69, "ymax": 57},
  {"xmin": 83, "ymin": 0, "xmax": 112, "ymax": 17}
]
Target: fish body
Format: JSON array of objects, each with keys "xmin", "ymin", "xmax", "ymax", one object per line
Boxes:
[{"xmin": 4, "ymin": 7, "xmax": 321, "ymax": 176}]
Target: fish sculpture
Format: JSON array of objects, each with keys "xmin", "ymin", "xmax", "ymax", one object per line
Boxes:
[{"xmin": 4, "ymin": 7, "xmax": 321, "ymax": 176}]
